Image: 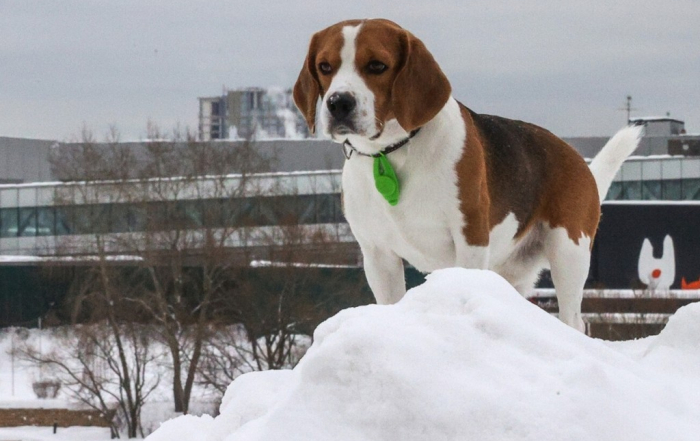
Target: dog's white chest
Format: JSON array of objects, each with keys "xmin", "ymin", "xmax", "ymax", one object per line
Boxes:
[
  {"xmin": 342, "ymin": 148, "xmax": 463, "ymax": 273},
  {"xmin": 340, "ymin": 98, "xmax": 471, "ymax": 273}
]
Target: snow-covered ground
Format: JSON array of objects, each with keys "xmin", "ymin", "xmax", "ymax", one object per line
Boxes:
[
  {"xmin": 0, "ymin": 327, "xmax": 216, "ymax": 440},
  {"xmin": 2, "ymin": 269, "xmax": 699, "ymax": 440},
  {"xmin": 0, "ymin": 329, "xmax": 48, "ymax": 405},
  {"xmin": 147, "ymin": 268, "xmax": 700, "ymax": 441}
]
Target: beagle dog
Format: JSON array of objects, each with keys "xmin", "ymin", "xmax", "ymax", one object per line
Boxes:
[{"xmin": 293, "ymin": 19, "xmax": 642, "ymax": 332}]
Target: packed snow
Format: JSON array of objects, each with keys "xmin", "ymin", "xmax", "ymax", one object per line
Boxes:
[{"xmin": 147, "ymin": 268, "xmax": 700, "ymax": 441}]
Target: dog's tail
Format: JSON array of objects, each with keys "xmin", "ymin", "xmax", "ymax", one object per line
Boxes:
[{"xmin": 588, "ymin": 124, "xmax": 644, "ymax": 203}]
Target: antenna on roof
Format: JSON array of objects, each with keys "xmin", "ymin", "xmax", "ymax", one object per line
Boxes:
[{"xmin": 618, "ymin": 95, "xmax": 639, "ymax": 123}]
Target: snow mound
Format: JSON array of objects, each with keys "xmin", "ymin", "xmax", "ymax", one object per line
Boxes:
[{"xmin": 147, "ymin": 269, "xmax": 700, "ymax": 441}]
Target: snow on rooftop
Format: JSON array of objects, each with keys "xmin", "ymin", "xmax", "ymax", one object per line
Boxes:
[
  {"xmin": 0, "ymin": 255, "xmax": 144, "ymax": 263},
  {"xmin": 146, "ymin": 268, "xmax": 700, "ymax": 441},
  {"xmin": 532, "ymin": 288, "xmax": 700, "ymax": 299},
  {"xmin": 250, "ymin": 260, "xmax": 360, "ymax": 269},
  {"xmin": 0, "ymin": 168, "xmax": 342, "ymax": 191},
  {"xmin": 603, "ymin": 200, "xmax": 700, "ymax": 206}
]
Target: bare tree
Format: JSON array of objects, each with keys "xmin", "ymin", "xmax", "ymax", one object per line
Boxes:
[
  {"xmin": 15, "ymin": 271, "xmax": 162, "ymax": 439},
  {"xmin": 197, "ymin": 220, "xmax": 370, "ymax": 395},
  {"xmin": 117, "ymin": 127, "xmax": 274, "ymax": 413},
  {"xmin": 47, "ymin": 125, "xmax": 371, "ymax": 412},
  {"xmin": 49, "ymin": 126, "xmax": 275, "ymax": 414}
]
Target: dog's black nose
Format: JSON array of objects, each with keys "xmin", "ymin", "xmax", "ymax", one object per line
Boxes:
[{"xmin": 327, "ymin": 92, "xmax": 356, "ymax": 121}]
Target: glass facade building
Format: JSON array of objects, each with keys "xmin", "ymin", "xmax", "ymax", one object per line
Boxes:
[
  {"xmin": 605, "ymin": 156, "xmax": 700, "ymax": 201},
  {"xmin": 0, "ymin": 155, "xmax": 698, "ymax": 255}
]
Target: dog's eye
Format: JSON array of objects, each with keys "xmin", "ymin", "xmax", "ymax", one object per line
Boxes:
[
  {"xmin": 366, "ymin": 60, "xmax": 388, "ymax": 74},
  {"xmin": 318, "ymin": 62, "xmax": 333, "ymax": 75}
]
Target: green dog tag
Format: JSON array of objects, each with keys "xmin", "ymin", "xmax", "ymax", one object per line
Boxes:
[{"xmin": 374, "ymin": 153, "xmax": 400, "ymax": 206}]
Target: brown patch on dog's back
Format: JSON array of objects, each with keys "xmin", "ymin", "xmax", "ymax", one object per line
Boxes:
[
  {"xmin": 535, "ymin": 137, "xmax": 601, "ymax": 245},
  {"xmin": 456, "ymin": 104, "xmax": 600, "ymax": 248},
  {"xmin": 454, "ymin": 107, "xmax": 491, "ymax": 246}
]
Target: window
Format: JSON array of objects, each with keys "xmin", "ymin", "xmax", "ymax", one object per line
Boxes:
[
  {"xmin": 147, "ymin": 201, "xmax": 176, "ymax": 230},
  {"xmin": 0, "ymin": 208, "xmax": 18, "ymax": 238},
  {"xmin": 248, "ymin": 93, "xmax": 257, "ymax": 110},
  {"xmin": 111, "ymin": 204, "xmax": 132, "ymax": 233},
  {"xmin": 298, "ymin": 195, "xmax": 317, "ymax": 224},
  {"xmin": 316, "ymin": 193, "xmax": 343, "ymax": 223},
  {"xmin": 72, "ymin": 205, "xmax": 93, "ymax": 235},
  {"xmin": 63, "ymin": 204, "xmax": 112, "ymax": 235},
  {"xmin": 682, "ymin": 179, "xmax": 700, "ymax": 200},
  {"xmin": 92, "ymin": 204, "xmax": 112, "ymax": 234},
  {"xmin": 36, "ymin": 207, "xmax": 55, "ymax": 236},
  {"xmin": 641, "ymin": 180, "xmax": 662, "ymax": 200},
  {"xmin": 177, "ymin": 200, "xmax": 205, "ymax": 228},
  {"xmin": 621, "ymin": 181, "xmax": 642, "ymax": 200},
  {"xmin": 202, "ymin": 199, "xmax": 224, "ymax": 229},
  {"xmin": 222, "ymin": 198, "xmax": 257, "ymax": 227},
  {"xmin": 18, "ymin": 207, "xmax": 37, "ymax": 237},
  {"xmin": 259, "ymin": 196, "xmax": 301, "ymax": 226},
  {"xmin": 55, "ymin": 206, "xmax": 73, "ymax": 235},
  {"xmin": 662, "ymin": 180, "xmax": 681, "ymax": 200},
  {"xmin": 0, "ymin": 192, "xmax": 348, "ymax": 238},
  {"xmin": 606, "ymin": 182, "xmax": 623, "ymax": 200}
]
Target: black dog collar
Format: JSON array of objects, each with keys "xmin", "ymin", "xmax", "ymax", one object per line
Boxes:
[{"xmin": 342, "ymin": 128, "xmax": 421, "ymax": 160}]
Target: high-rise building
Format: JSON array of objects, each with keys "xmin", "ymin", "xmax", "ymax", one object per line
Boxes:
[
  {"xmin": 198, "ymin": 88, "xmax": 309, "ymax": 141},
  {"xmin": 198, "ymin": 96, "xmax": 228, "ymax": 141}
]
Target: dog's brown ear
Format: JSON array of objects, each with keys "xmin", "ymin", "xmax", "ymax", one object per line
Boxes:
[
  {"xmin": 391, "ymin": 30, "xmax": 451, "ymax": 132},
  {"xmin": 293, "ymin": 35, "xmax": 321, "ymax": 134}
]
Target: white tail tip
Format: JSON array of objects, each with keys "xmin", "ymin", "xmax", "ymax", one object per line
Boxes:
[{"xmin": 589, "ymin": 125, "xmax": 644, "ymax": 202}]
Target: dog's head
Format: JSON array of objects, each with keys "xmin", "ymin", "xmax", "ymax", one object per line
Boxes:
[{"xmin": 294, "ymin": 19, "xmax": 451, "ymax": 151}]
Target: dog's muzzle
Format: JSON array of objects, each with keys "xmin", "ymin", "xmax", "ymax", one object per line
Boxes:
[{"xmin": 327, "ymin": 92, "xmax": 358, "ymax": 135}]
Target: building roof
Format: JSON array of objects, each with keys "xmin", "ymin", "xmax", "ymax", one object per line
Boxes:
[{"xmin": 629, "ymin": 116, "xmax": 685, "ymax": 124}]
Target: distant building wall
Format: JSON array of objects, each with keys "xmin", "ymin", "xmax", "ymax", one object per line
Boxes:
[
  {"xmin": 254, "ymin": 139, "xmax": 344, "ymax": 172},
  {"xmin": 668, "ymin": 136, "xmax": 700, "ymax": 156},
  {"xmin": 629, "ymin": 117, "xmax": 685, "ymax": 136},
  {"xmin": 563, "ymin": 136, "xmax": 671, "ymax": 158},
  {"xmin": 636, "ymin": 137, "xmax": 672, "ymax": 156},
  {"xmin": 0, "ymin": 137, "xmax": 56, "ymax": 184},
  {"xmin": 3, "ymin": 134, "xmax": 700, "ymax": 186},
  {"xmin": 2, "ymin": 137, "xmax": 345, "ymax": 184},
  {"xmin": 54, "ymin": 139, "xmax": 344, "ymax": 180},
  {"xmin": 565, "ymin": 117, "xmax": 692, "ymax": 158},
  {"xmin": 562, "ymin": 137, "xmax": 609, "ymax": 158}
]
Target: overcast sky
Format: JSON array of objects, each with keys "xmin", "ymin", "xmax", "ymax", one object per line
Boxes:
[{"xmin": 1, "ymin": 0, "xmax": 698, "ymax": 141}]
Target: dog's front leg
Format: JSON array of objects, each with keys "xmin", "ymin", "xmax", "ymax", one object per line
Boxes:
[
  {"xmin": 361, "ymin": 245, "xmax": 406, "ymax": 305},
  {"xmin": 452, "ymin": 210, "xmax": 490, "ymax": 270}
]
